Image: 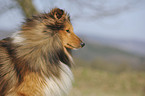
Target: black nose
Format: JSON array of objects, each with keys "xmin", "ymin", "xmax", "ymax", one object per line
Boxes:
[{"xmin": 80, "ymin": 42, "xmax": 85, "ymax": 47}]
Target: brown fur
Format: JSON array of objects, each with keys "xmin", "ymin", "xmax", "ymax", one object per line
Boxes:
[{"xmin": 0, "ymin": 8, "xmax": 84, "ymax": 96}]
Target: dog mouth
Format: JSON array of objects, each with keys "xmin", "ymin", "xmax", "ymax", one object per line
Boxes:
[
  {"xmin": 67, "ymin": 42, "xmax": 85, "ymax": 49},
  {"xmin": 67, "ymin": 43, "xmax": 75, "ymax": 48}
]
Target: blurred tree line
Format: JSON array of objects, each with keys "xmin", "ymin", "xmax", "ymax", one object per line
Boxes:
[
  {"xmin": 0, "ymin": 0, "xmax": 38, "ymax": 18},
  {"xmin": 16, "ymin": 0, "xmax": 38, "ymax": 18},
  {"xmin": 0, "ymin": 0, "xmax": 139, "ymax": 20}
]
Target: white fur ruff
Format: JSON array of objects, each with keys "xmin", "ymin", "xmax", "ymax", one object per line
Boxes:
[
  {"xmin": 11, "ymin": 32, "xmax": 25, "ymax": 44},
  {"xmin": 44, "ymin": 62, "xmax": 73, "ymax": 96}
]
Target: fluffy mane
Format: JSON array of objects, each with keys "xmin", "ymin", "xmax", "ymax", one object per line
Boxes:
[
  {"xmin": 12, "ymin": 8, "xmax": 73, "ymax": 77},
  {"xmin": 0, "ymin": 8, "xmax": 73, "ymax": 95}
]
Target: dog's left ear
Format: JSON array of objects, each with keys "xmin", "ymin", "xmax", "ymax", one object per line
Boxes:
[{"xmin": 54, "ymin": 8, "xmax": 64, "ymax": 19}]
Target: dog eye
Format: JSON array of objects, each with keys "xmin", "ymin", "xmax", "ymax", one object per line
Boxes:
[{"xmin": 66, "ymin": 30, "xmax": 70, "ymax": 33}]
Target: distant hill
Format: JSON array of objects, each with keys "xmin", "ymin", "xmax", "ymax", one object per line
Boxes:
[
  {"xmin": 83, "ymin": 35, "xmax": 145, "ymax": 56},
  {"xmin": 73, "ymin": 36, "xmax": 145, "ymax": 71}
]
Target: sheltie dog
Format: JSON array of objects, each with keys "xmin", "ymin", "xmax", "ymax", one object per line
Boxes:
[{"xmin": 0, "ymin": 8, "xmax": 85, "ymax": 96}]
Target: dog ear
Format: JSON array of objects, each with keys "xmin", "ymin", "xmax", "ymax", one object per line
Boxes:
[{"xmin": 54, "ymin": 8, "xmax": 64, "ymax": 19}]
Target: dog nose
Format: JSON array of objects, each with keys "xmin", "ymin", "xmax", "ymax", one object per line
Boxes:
[{"xmin": 80, "ymin": 42, "xmax": 85, "ymax": 47}]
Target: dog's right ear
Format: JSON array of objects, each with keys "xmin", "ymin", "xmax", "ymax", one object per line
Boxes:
[{"xmin": 53, "ymin": 8, "xmax": 64, "ymax": 19}]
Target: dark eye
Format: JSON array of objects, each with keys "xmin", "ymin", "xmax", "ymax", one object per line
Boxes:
[{"xmin": 66, "ymin": 30, "xmax": 70, "ymax": 33}]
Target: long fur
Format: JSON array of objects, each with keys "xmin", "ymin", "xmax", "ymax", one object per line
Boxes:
[{"xmin": 0, "ymin": 8, "xmax": 77, "ymax": 96}]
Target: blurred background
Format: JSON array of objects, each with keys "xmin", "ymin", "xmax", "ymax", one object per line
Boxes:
[{"xmin": 0, "ymin": 0, "xmax": 145, "ymax": 96}]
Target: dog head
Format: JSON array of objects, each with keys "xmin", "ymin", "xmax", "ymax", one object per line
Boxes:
[
  {"xmin": 19, "ymin": 8, "xmax": 85, "ymax": 49},
  {"xmin": 45, "ymin": 8, "xmax": 85, "ymax": 49}
]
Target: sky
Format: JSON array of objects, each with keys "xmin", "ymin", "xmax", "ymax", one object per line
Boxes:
[{"xmin": 0, "ymin": 0, "xmax": 145, "ymax": 41}]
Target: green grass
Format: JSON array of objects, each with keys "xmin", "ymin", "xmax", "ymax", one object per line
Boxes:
[
  {"xmin": 69, "ymin": 67, "xmax": 145, "ymax": 96},
  {"xmin": 69, "ymin": 41, "xmax": 145, "ymax": 96}
]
